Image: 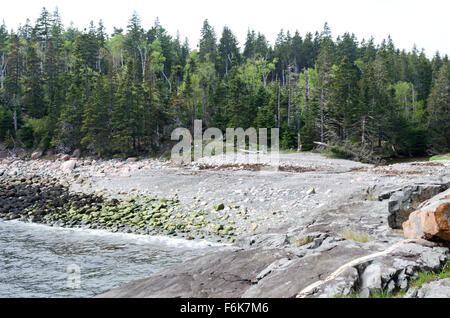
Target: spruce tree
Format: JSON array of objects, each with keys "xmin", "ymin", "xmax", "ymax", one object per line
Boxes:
[
  {"xmin": 427, "ymin": 63, "xmax": 450, "ymax": 152},
  {"xmin": 81, "ymin": 76, "xmax": 110, "ymax": 155}
]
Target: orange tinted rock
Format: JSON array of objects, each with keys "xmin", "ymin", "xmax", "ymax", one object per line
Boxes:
[{"xmin": 403, "ymin": 189, "xmax": 450, "ymax": 242}]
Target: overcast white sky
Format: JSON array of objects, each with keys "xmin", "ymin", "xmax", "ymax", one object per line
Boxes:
[{"xmin": 1, "ymin": 0, "xmax": 449, "ymax": 56}]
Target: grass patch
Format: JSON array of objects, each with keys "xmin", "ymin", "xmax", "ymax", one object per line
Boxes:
[
  {"xmin": 335, "ymin": 291, "xmax": 363, "ymax": 298},
  {"xmin": 288, "ymin": 235, "xmax": 314, "ymax": 247},
  {"xmin": 321, "ymin": 146, "xmax": 353, "ymax": 160},
  {"xmin": 369, "ymin": 290, "xmax": 406, "ymax": 298},
  {"xmin": 410, "ymin": 259, "xmax": 450, "ymax": 288},
  {"xmin": 335, "ymin": 289, "xmax": 406, "ymax": 298},
  {"xmin": 339, "ymin": 228, "xmax": 371, "ymax": 243},
  {"xmin": 430, "ymin": 153, "xmax": 450, "ymax": 161}
]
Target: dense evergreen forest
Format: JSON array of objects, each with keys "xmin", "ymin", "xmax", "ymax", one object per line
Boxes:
[{"xmin": 0, "ymin": 8, "xmax": 448, "ymax": 160}]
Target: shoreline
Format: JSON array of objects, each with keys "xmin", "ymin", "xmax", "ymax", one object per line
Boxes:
[
  {"xmin": 1, "ymin": 154, "xmax": 450, "ymax": 297},
  {"xmin": 0, "ymin": 219, "xmax": 228, "ymax": 249},
  {"xmin": 0, "ymin": 174, "xmax": 240, "ymax": 243}
]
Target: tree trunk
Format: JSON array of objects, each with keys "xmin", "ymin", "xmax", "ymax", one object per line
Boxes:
[
  {"xmin": 137, "ymin": 43, "xmax": 147, "ymax": 83},
  {"xmin": 320, "ymin": 87, "xmax": 325, "ymax": 143},
  {"xmin": 84, "ymin": 64, "xmax": 90, "ymax": 101},
  {"xmin": 287, "ymin": 66, "xmax": 291, "ymax": 127},
  {"xmin": 0, "ymin": 52, "xmax": 6, "ymax": 90},
  {"xmin": 277, "ymin": 82, "xmax": 281, "ymax": 128},
  {"xmin": 361, "ymin": 116, "xmax": 366, "ymax": 145},
  {"xmin": 13, "ymin": 107, "xmax": 18, "ymax": 137},
  {"xmin": 297, "ymin": 133, "xmax": 302, "ymax": 152},
  {"xmin": 161, "ymin": 70, "xmax": 172, "ymax": 92},
  {"xmin": 304, "ymin": 68, "xmax": 310, "ymax": 123}
]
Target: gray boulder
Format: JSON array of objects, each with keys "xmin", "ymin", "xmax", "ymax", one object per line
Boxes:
[
  {"xmin": 60, "ymin": 154, "xmax": 71, "ymax": 161},
  {"xmin": 61, "ymin": 159, "xmax": 77, "ymax": 172},
  {"xmin": 31, "ymin": 150, "xmax": 43, "ymax": 160},
  {"xmin": 71, "ymin": 149, "xmax": 81, "ymax": 158},
  {"xmin": 405, "ymin": 278, "xmax": 450, "ymax": 298}
]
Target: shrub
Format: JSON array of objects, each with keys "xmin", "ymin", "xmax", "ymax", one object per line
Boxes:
[{"xmin": 0, "ymin": 105, "xmax": 14, "ymax": 141}]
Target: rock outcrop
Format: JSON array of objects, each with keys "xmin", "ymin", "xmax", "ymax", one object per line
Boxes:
[
  {"xmin": 405, "ymin": 278, "xmax": 450, "ymax": 298},
  {"xmin": 386, "ymin": 183, "xmax": 449, "ymax": 229},
  {"xmin": 403, "ymin": 189, "xmax": 450, "ymax": 243},
  {"xmin": 98, "ymin": 247, "xmax": 289, "ymax": 298},
  {"xmin": 301, "ymin": 240, "xmax": 449, "ymax": 297},
  {"xmin": 97, "ymin": 234, "xmax": 449, "ymax": 298}
]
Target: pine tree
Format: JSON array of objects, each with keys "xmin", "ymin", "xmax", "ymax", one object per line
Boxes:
[
  {"xmin": 111, "ymin": 60, "xmax": 138, "ymax": 154},
  {"xmin": 243, "ymin": 30, "xmax": 256, "ymax": 59},
  {"xmin": 23, "ymin": 45, "xmax": 46, "ymax": 118},
  {"xmin": 427, "ymin": 63, "xmax": 449, "ymax": 152},
  {"xmin": 81, "ymin": 76, "xmax": 110, "ymax": 155},
  {"xmin": 315, "ymin": 24, "xmax": 335, "ymax": 142},
  {"xmin": 218, "ymin": 26, "xmax": 240, "ymax": 77},
  {"xmin": 199, "ymin": 19, "xmax": 217, "ymax": 64},
  {"xmin": 0, "ymin": 9, "xmax": 447, "ymax": 158},
  {"xmin": 328, "ymin": 56, "xmax": 359, "ymax": 142},
  {"xmin": 55, "ymin": 73, "xmax": 84, "ymax": 152}
]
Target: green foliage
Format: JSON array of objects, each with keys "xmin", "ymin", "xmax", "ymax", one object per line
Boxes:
[
  {"xmin": 386, "ymin": 116, "xmax": 428, "ymax": 155},
  {"xmin": 280, "ymin": 124, "xmax": 297, "ymax": 149},
  {"xmin": 410, "ymin": 259, "xmax": 450, "ymax": 288},
  {"xmin": 81, "ymin": 76, "xmax": 111, "ymax": 155},
  {"xmin": 430, "ymin": 153, "xmax": 450, "ymax": 161},
  {"xmin": 0, "ymin": 105, "xmax": 14, "ymax": 141},
  {"xmin": 18, "ymin": 125, "xmax": 34, "ymax": 148},
  {"xmin": 321, "ymin": 146, "xmax": 353, "ymax": 159},
  {"xmin": 4, "ymin": 129, "xmax": 14, "ymax": 148},
  {"xmin": 19, "ymin": 117, "xmax": 52, "ymax": 150},
  {"xmin": 335, "ymin": 289, "xmax": 406, "ymax": 298},
  {"xmin": 0, "ymin": 10, "xmax": 446, "ymax": 160},
  {"xmin": 426, "ymin": 63, "xmax": 450, "ymax": 153}
]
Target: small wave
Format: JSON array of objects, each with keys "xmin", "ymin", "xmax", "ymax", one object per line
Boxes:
[{"xmin": 1, "ymin": 220, "xmax": 228, "ymax": 249}]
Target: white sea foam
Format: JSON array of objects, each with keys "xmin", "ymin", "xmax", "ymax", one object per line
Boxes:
[{"xmin": 2, "ymin": 220, "xmax": 228, "ymax": 249}]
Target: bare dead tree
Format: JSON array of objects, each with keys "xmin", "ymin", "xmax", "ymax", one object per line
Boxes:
[
  {"xmin": 0, "ymin": 52, "xmax": 6, "ymax": 89},
  {"xmin": 277, "ymin": 81, "xmax": 281, "ymax": 128},
  {"xmin": 136, "ymin": 42, "xmax": 147, "ymax": 83},
  {"xmin": 161, "ymin": 70, "xmax": 172, "ymax": 93},
  {"xmin": 303, "ymin": 68, "xmax": 310, "ymax": 122}
]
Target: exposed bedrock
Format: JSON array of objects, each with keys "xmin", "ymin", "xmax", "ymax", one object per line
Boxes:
[
  {"xmin": 98, "ymin": 233, "xmax": 449, "ymax": 298},
  {"xmin": 384, "ymin": 181, "xmax": 450, "ymax": 229}
]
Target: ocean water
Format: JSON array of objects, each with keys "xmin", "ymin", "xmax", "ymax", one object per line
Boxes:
[{"xmin": 0, "ymin": 220, "xmax": 221, "ymax": 298}]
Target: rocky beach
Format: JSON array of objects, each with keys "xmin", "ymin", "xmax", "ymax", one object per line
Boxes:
[{"xmin": 1, "ymin": 152, "xmax": 450, "ymax": 298}]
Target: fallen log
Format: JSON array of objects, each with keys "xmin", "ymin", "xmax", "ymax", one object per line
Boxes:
[{"xmin": 313, "ymin": 141, "xmax": 330, "ymax": 148}]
